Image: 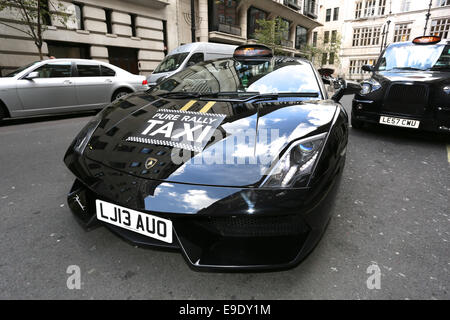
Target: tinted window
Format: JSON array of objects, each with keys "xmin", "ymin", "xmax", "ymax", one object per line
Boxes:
[
  {"xmin": 151, "ymin": 58, "xmax": 321, "ymax": 97},
  {"xmin": 187, "ymin": 53, "xmax": 204, "ymax": 66},
  {"xmin": 33, "ymin": 62, "xmax": 72, "ymax": 78},
  {"xmin": 153, "ymin": 52, "xmax": 189, "ymax": 73},
  {"xmin": 101, "ymin": 65, "xmax": 116, "ymax": 76},
  {"xmin": 77, "ymin": 64, "xmax": 100, "ymax": 77}
]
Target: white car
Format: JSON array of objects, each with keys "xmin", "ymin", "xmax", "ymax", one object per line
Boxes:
[{"xmin": 0, "ymin": 59, "xmax": 149, "ymax": 120}]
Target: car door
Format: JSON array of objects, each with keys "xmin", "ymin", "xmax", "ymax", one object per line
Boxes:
[
  {"xmin": 16, "ymin": 61, "xmax": 77, "ymax": 110},
  {"xmin": 73, "ymin": 63, "xmax": 112, "ymax": 108}
]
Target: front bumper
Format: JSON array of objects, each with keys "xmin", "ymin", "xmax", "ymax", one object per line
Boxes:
[
  {"xmin": 65, "ymin": 154, "xmax": 343, "ymax": 271},
  {"xmin": 352, "ymin": 99, "xmax": 450, "ymax": 133}
]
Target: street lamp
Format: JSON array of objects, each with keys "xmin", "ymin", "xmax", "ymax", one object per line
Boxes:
[{"xmin": 423, "ymin": 0, "xmax": 433, "ymax": 36}]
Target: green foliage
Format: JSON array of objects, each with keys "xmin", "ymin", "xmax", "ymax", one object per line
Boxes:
[
  {"xmin": 0, "ymin": 0, "xmax": 71, "ymax": 59},
  {"xmin": 253, "ymin": 17, "xmax": 290, "ymax": 56},
  {"xmin": 302, "ymin": 33, "xmax": 342, "ymax": 69}
]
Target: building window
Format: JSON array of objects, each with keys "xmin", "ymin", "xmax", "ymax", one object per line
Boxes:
[
  {"xmin": 303, "ymin": 0, "xmax": 318, "ymax": 18},
  {"xmin": 210, "ymin": 0, "xmax": 241, "ymax": 36},
  {"xmin": 378, "ymin": 0, "xmax": 386, "ymax": 15},
  {"xmin": 437, "ymin": 0, "xmax": 450, "ymax": 6},
  {"xmin": 430, "ymin": 18, "xmax": 450, "ymax": 38},
  {"xmin": 105, "ymin": 9, "xmax": 112, "ymax": 34},
  {"xmin": 73, "ymin": 3, "xmax": 84, "ymax": 30},
  {"xmin": 42, "ymin": 0, "xmax": 51, "ymax": 26},
  {"xmin": 312, "ymin": 31, "xmax": 318, "ymax": 47},
  {"xmin": 322, "ymin": 53, "xmax": 328, "ymax": 65},
  {"xmin": 329, "ymin": 52, "xmax": 335, "ymax": 65},
  {"xmin": 393, "ymin": 23, "xmax": 411, "ymax": 42},
  {"xmin": 349, "ymin": 59, "xmax": 376, "ymax": 75},
  {"xmin": 324, "ymin": 30, "xmax": 330, "ymax": 44},
  {"xmin": 331, "ymin": 30, "xmax": 337, "ymax": 43},
  {"xmin": 279, "ymin": 18, "xmax": 291, "ymax": 46},
  {"xmin": 295, "ymin": 25, "xmax": 307, "ymax": 49},
  {"xmin": 130, "ymin": 14, "xmax": 137, "ymax": 37},
  {"xmin": 401, "ymin": 0, "xmax": 411, "ymax": 12},
  {"xmin": 364, "ymin": 0, "xmax": 376, "ymax": 17},
  {"xmin": 326, "ymin": 8, "xmax": 331, "ymax": 22},
  {"xmin": 352, "ymin": 26, "xmax": 381, "ymax": 46},
  {"xmin": 355, "ymin": 1, "xmax": 363, "ymax": 19},
  {"xmin": 333, "ymin": 7, "xmax": 339, "ymax": 21}
]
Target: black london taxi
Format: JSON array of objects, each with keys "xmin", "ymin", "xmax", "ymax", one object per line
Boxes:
[{"xmin": 352, "ymin": 36, "xmax": 450, "ymax": 133}]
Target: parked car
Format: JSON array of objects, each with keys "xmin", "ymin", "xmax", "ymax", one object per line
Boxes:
[
  {"xmin": 64, "ymin": 45, "xmax": 361, "ymax": 271},
  {"xmin": 352, "ymin": 36, "xmax": 450, "ymax": 133},
  {"xmin": 0, "ymin": 59, "xmax": 149, "ymax": 120},
  {"xmin": 146, "ymin": 42, "xmax": 237, "ymax": 86}
]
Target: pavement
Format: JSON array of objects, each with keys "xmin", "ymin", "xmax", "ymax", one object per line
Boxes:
[{"xmin": 0, "ymin": 95, "xmax": 449, "ymax": 299}]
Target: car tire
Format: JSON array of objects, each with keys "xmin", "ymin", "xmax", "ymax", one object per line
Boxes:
[
  {"xmin": 112, "ymin": 89, "xmax": 132, "ymax": 102},
  {"xmin": 351, "ymin": 116, "xmax": 364, "ymax": 129},
  {"xmin": 0, "ymin": 102, "xmax": 8, "ymax": 121}
]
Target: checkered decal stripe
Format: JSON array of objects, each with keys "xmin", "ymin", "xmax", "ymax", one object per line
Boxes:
[{"xmin": 126, "ymin": 136, "xmax": 203, "ymax": 153}]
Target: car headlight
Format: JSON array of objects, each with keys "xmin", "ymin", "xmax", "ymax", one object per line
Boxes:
[
  {"xmin": 360, "ymin": 79, "xmax": 381, "ymax": 95},
  {"xmin": 73, "ymin": 117, "xmax": 102, "ymax": 155},
  {"xmin": 261, "ymin": 133, "xmax": 327, "ymax": 188}
]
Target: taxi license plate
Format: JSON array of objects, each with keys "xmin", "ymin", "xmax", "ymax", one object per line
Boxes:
[
  {"xmin": 379, "ymin": 116, "xmax": 420, "ymax": 129},
  {"xmin": 96, "ymin": 200, "xmax": 172, "ymax": 243}
]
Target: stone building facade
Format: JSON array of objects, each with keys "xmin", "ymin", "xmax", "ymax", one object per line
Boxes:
[
  {"xmin": 314, "ymin": 0, "xmax": 450, "ymax": 80},
  {"xmin": 0, "ymin": 0, "xmax": 323, "ymax": 76}
]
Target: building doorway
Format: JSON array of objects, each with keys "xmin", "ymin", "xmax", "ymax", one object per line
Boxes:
[{"xmin": 108, "ymin": 47, "xmax": 139, "ymax": 74}]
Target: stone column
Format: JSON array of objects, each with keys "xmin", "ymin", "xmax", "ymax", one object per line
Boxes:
[
  {"xmin": 198, "ymin": 0, "xmax": 209, "ymax": 42},
  {"xmin": 239, "ymin": 3, "xmax": 248, "ymax": 40}
]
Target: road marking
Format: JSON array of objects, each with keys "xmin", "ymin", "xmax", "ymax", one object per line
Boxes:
[
  {"xmin": 181, "ymin": 100, "xmax": 197, "ymax": 111},
  {"xmin": 447, "ymin": 145, "xmax": 450, "ymax": 163},
  {"xmin": 199, "ymin": 101, "xmax": 216, "ymax": 113}
]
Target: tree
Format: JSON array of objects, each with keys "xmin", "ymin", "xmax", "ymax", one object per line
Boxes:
[
  {"xmin": 0, "ymin": 0, "xmax": 70, "ymax": 60},
  {"xmin": 302, "ymin": 32, "xmax": 342, "ymax": 71},
  {"xmin": 253, "ymin": 17, "xmax": 290, "ymax": 56}
]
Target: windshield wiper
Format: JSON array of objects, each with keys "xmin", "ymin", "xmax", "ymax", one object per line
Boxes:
[
  {"xmin": 158, "ymin": 91, "xmax": 319, "ymax": 102},
  {"xmin": 391, "ymin": 67, "xmax": 424, "ymax": 71}
]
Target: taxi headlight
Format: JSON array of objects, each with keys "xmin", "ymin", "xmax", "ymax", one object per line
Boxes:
[
  {"xmin": 261, "ymin": 133, "xmax": 327, "ymax": 188},
  {"xmin": 360, "ymin": 79, "xmax": 381, "ymax": 95}
]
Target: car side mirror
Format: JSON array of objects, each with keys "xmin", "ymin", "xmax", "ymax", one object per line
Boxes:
[
  {"xmin": 332, "ymin": 79, "xmax": 362, "ymax": 102},
  {"xmin": 318, "ymin": 67, "xmax": 335, "ymax": 85},
  {"xmin": 187, "ymin": 61, "xmax": 196, "ymax": 67},
  {"xmin": 362, "ymin": 65, "xmax": 374, "ymax": 72},
  {"xmin": 24, "ymin": 71, "xmax": 39, "ymax": 80}
]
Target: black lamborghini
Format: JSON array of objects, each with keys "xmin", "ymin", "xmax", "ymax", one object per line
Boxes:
[{"xmin": 64, "ymin": 45, "xmax": 360, "ymax": 271}]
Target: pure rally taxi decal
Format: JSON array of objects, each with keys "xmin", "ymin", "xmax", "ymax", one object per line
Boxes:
[{"xmin": 126, "ymin": 100, "xmax": 226, "ymax": 152}]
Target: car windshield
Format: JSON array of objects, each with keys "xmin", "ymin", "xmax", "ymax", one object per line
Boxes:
[
  {"xmin": 377, "ymin": 43, "xmax": 450, "ymax": 71},
  {"xmin": 3, "ymin": 61, "xmax": 39, "ymax": 77},
  {"xmin": 150, "ymin": 57, "xmax": 321, "ymax": 98},
  {"xmin": 153, "ymin": 53, "xmax": 190, "ymax": 74}
]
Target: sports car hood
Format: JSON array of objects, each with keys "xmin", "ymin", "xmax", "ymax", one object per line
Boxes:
[{"xmin": 83, "ymin": 92, "xmax": 338, "ymax": 187}]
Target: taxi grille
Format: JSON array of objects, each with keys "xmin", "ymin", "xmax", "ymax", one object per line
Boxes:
[{"xmin": 382, "ymin": 84, "xmax": 429, "ymax": 116}]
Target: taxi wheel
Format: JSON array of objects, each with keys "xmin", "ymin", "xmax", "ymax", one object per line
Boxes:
[{"xmin": 351, "ymin": 117, "xmax": 364, "ymax": 129}]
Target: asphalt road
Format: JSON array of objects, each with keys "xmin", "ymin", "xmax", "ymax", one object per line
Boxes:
[{"xmin": 0, "ymin": 96, "xmax": 449, "ymax": 299}]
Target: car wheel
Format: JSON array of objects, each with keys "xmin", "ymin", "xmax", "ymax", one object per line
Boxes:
[
  {"xmin": 112, "ymin": 89, "xmax": 131, "ymax": 101},
  {"xmin": 0, "ymin": 103, "xmax": 8, "ymax": 121},
  {"xmin": 351, "ymin": 116, "xmax": 364, "ymax": 129}
]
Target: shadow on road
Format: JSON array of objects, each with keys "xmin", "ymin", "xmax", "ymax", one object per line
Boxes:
[
  {"xmin": 351, "ymin": 123, "xmax": 450, "ymax": 145},
  {"xmin": 0, "ymin": 110, "xmax": 98, "ymax": 127}
]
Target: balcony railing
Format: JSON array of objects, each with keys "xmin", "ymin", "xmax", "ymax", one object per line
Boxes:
[
  {"xmin": 281, "ymin": 39, "xmax": 294, "ymax": 48},
  {"xmin": 284, "ymin": 0, "xmax": 302, "ymax": 11},
  {"xmin": 217, "ymin": 23, "xmax": 242, "ymax": 36}
]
